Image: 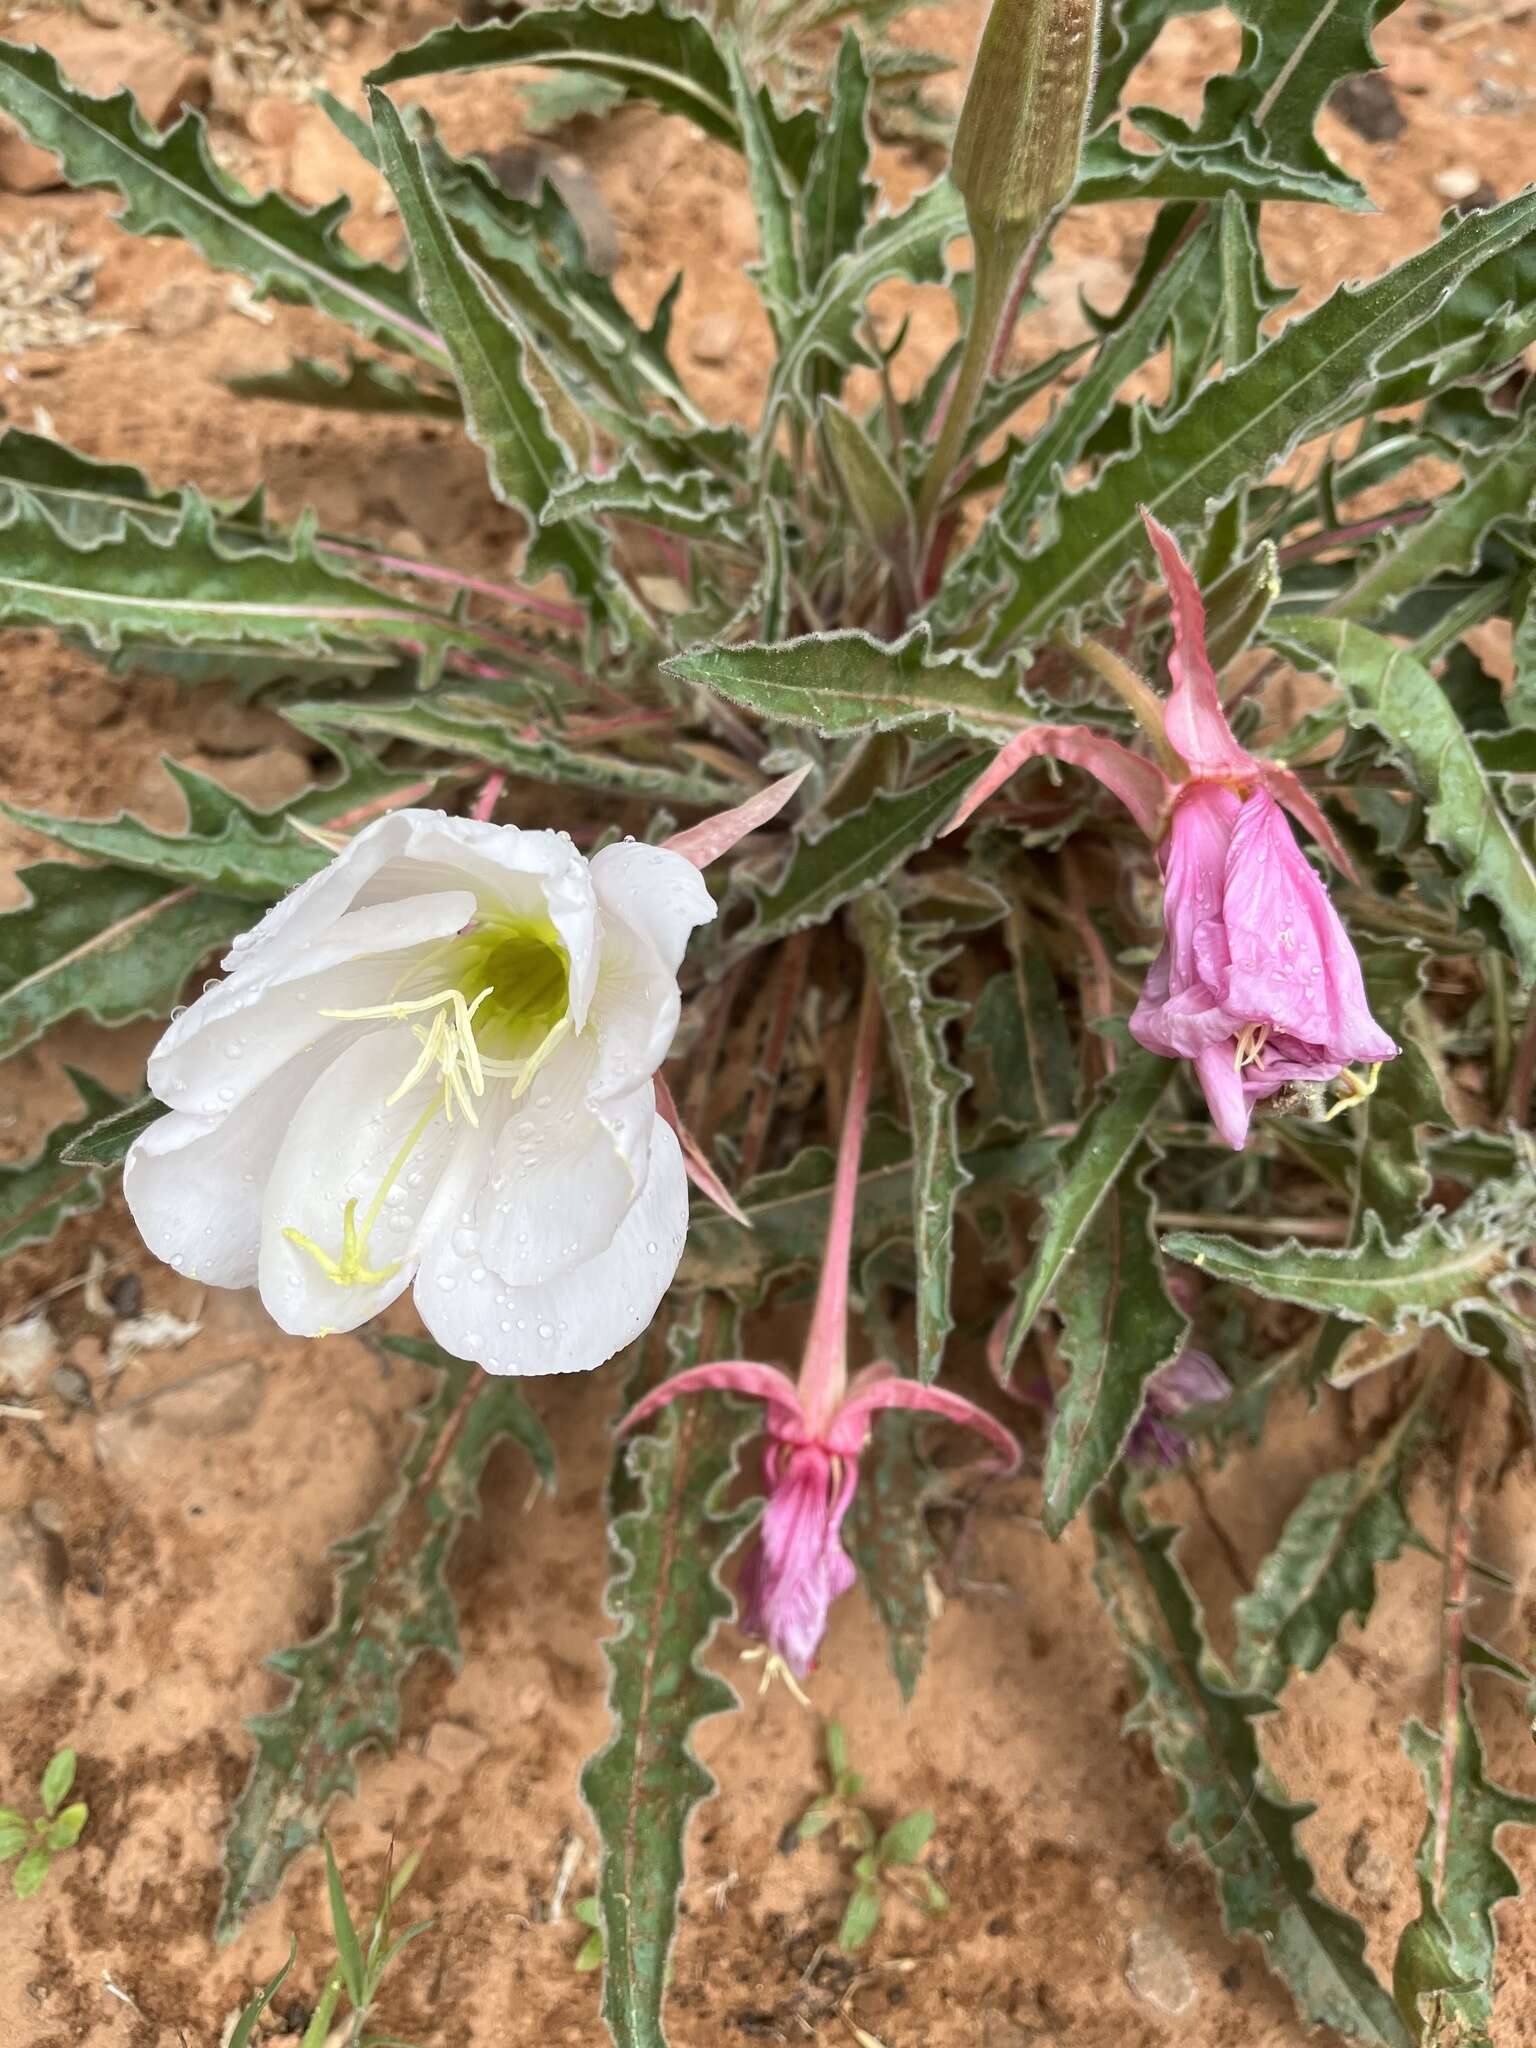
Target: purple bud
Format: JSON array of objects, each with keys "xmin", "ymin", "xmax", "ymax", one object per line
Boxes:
[{"xmin": 1128, "ymin": 1350, "xmax": 1230, "ymax": 1467}]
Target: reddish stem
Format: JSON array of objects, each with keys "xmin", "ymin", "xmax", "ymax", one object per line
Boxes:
[
  {"xmin": 321, "ymin": 539, "xmax": 585, "ymax": 631},
  {"xmin": 471, "ymin": 771, "xmax": 507, "ymax": 823},
  {"xmin": 738, "ymin": 931, "xmax": 812, "ymax": 1183},
  {"xmin": 798, "ymin": 980, "xmax": 882, "ymax": 1435}
]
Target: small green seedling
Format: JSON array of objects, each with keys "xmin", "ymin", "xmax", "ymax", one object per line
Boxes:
[
  {"xmin": 571, "ymin": 1895, "xmax": 604, "ymax": 1972},
  {"xmin": 795, "ymin": 1723, "xmax": 947, "ymax": 1953},
  {"xmin": 230, "ymin": 1842, "xmax": 432, "ymax": 2048},
  {"xmin": 0, "ymin": 1747, "xmax": 89, "ymax": 1900}
]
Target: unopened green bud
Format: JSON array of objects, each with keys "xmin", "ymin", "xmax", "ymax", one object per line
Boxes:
[{"xmin": 952, "ymin": 0, "xmax": 1100, "ymax": 241}]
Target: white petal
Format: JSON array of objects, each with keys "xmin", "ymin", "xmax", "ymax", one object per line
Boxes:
[
  {"xmin": 583, "ymin": 915, "xmax": 681, "ymax": 1103},
  {"xmin": 124, "ymin": 1041, "xmax": 341, "ymax": 1287},
  {"xmin": 229, "ymin": 811, "xmax": 599, "ymax": 1026},
  {"xmin": 256, "ymin": 1029, "xmax": 483, "ymax": 1336},
  {"xmin": 414, "ymin": 1116, "xmax": 689, "ymax": 1375},
  {"xmin": 589, "ymin": 841, "xmax": 716, "ymax": 977},
  {"xmin": 148, "ymin": 891, "xmax": 476, "ymax": 1116},
  {"xmin": 479, "ymin": 1042, "xmax": 655, "ymax": 1286}
]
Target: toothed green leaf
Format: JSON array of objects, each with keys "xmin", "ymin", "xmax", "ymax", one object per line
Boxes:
[
  {"xmin": 216, "ymin": 1340, "xmax": 555, "ymax": 1938},
  {"xmin": 846, "ymin": 1410, "xmax": 941, "ymax": 1705},
  {"xmin": 228, "ymin": 353, "xmax": 462, "ymax": 417},
  {"xmin": 853, "ymin": 890, "xmax": 969, "ymax": 1382},
  {"xmin": 1279, "ymin": 620, "xmax": 1536, "ymax": 980},
  {"xmin": 1162, "ymin": 1162, "xmax": 1536, "ymax": 1349},
  {"xmin": 0, "ymin": 1069, "xmax": 135, "ymax": 1257},
  {"xmin": 1044, "ymin": 1139, "xmax": 1188, "ymax": 1536},
  {"xmin": 1395, "ymin": 1690, "xmax": 1536, "ymax": 2044},
  {"xmin": 1093, "ymin": 1505, "xmax": 1413, "ymax": 2045},
  {"xmin": 581, "ymin": 1300, "xmax": 760, "ymax": 2048},
  {"xmin": 0, "ymin": 40, "xmax": 441, "ymax": 363},
  {"xmin": 980, "ymin": 193, "xmax": 1536, "ymax": 654}
]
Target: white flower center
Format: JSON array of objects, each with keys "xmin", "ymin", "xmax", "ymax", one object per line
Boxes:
[{"xmin": 282, "ymin": 913, "xmax": 573, "ymax": 1290}]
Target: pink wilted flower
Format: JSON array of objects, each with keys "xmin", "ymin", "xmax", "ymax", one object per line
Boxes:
[
  {"xmin": 947, "ymin": 510, "xmax": 1395, "ymax": 1148},
  {"xmin": 1127, "ymin": 1349, "xmax": 1230, "ymax": 1468},
  {"xmin": 618, "ymin": 986, "xmax": 1019, "ymax": 1689}
]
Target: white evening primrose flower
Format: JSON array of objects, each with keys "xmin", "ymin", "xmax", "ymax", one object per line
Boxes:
[{"xmin": 123, "ymin": 809, "xmax": 716, "ymax": 1375}]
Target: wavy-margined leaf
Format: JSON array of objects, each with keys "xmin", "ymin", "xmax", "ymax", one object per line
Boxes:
[
  {"xmin": 979, "ymin": 193, "xmax": 1536, "ymax": 654},
  {"xmin": 546, "ymin": 460, "xmax": 748, "ymax": 545},
  {"xmin": 974, "ymin": 215, "xmax": 1215, "ymax": 559},
  {"xmin": 0, "ymin": 487, "xmax": 463, "ymax": 663},
  {"xmin": 369, "ymin": 3, "xmax": 740, "ymax": 146},
  {"xmin": 1330, "ymin": 411, "xmax": 1536, "ymax": 624},
  {"xmin": 1306, "ymin": 945, "xmax": 1449, "ymax": 1384},
  {"xmin": 0, "ymin": 733, "xmax": 435, "ymax": 1062},
  {"xmin": 0, "ymin": 41, "xmax": 442, "ymax": 365},
  {"xmin": 800, "ymin": 31, "xmax": 874, "ymax": 292},
  {"xmin": 1092, "ymin": 1504, "xmax": 1414, "ymax": 2046},
  {"xmin": 1281, "ymin": 620, "xmax": 1536, "ymax": 980},
  {"xmin": 0, "ymin": 1069, "xmax": 133, "ymax": 1259},
  {"xmin": 993, "ymin": 1052, "xmax": 1173, "ymax": 1385},
  {"xmin": 59, "ymin": 1091, "xmax": 161, "ymax": 1171},
  {"xmin": 727, "ymin": 42, "xmax": 801, "ymax": 344},
  {"xmin": 367, "ymin": 90, "xmax": 613, "ymax": 617},
  {"xmin": 1083, "ymin": 0, "xmax": 1406, "ymax": 212},
  {"xmin": 292, "ymin": 694, "xmax": 733, "ymax": 811},
  {"xmin": 228, "ymin": 353, "xmax": 462, "ymax": 417},
  {"xmin": 679, "ymin": 1121, "xmax": 1061, "ymax": 1305},
  {"xmin": 1044, "ymin": 1141, "xmax": 1188, "ymax": 1536},
  {"xmin": 742, "ymin": 754, "xmax": 978, "ymax": 947},
  {"xmin": 2, "ymin": 761, "xmax": 327, "ymax": 903},
  {"xmin": 581, "ymin": 1300, "xmax": 759, "ymax": 2048},
  {"xmin": 763, "ymin": 179, "xmax": 963, "ymax": 420},
  {"xmin": 1232, "ymin": 1393, "xmax": 1432, "ymax": 1700},
  {"xmin": 853, "ymin": 891, "xmax": 969, "ymax": 1383},
  {"xmin": 846, "ymin": 1409, "xmax": 940, "ymax": 1705},
  {"xmin": 1162, "ymin": 1160, "xmax": 1536, "ymax": 1349},
  {"xmin": 217, "ymin": 1337, "xmax": 555, "ymax": 1939},
  {"xmin": 668, "ymin": 627, "xmax": 1043, "ymax": 744},
  {"xmin": 1395, "ymin": 1690, "xmax": 1536, "ymax": 2045},
  {"xmin": 820, "ymin": 400, "xmax": 913, "ymax": 559},
  {"xmin": 0, "ymin": 864, "xmax": 244, "ymax": 1064}
]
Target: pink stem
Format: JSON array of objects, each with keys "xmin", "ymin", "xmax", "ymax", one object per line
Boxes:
[
  {"xmin": 321, "ymin": 539, "xmax": 585, "ymax": 631},
  {"xmin": 798, "ymin": 979, "xmax": 882, "ymax": 1436},
  {"xmin": 471, "ymin": 771, "xmax": 506, "ymax": 822},
  {"xmin": 1275, "ymin": 507, "xmax": 1428, "ymax": 568}
]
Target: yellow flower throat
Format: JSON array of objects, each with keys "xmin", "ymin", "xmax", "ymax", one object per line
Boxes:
[{"xmin": 282, "ymin": 914, "xmax": 572, "ymax": 1291}]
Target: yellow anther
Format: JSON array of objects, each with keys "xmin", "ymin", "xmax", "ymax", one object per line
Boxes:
[{"xmin": 1318, "ymin": 1061, "xmax": 1383, "ymax": 1123}]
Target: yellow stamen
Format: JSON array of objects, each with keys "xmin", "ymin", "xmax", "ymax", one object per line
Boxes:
[
  {"xmin": 282, "ymin": 1092, "xmax": 441, "ymax": 1290},
  {"xmin": 739, "ymin": 1645, "xmax": 813, "ymax": 1708},
  {"xmin": 1318, "ymin": 1061, "xmax": 1383, "ymax": 1122},
  {"xmin": 1234, "ymin": 1022, "xmax": 1272, "ymax": 1073}
]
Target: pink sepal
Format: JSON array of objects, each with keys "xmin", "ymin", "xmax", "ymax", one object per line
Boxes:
[
  {"xmin": 826, "ymin": 1378, "xmax": 1021, "ymax": 1472},
  {"xmin": 616, "ymin": 1360, "xmax": 804, "ymax": 1438},
  {"xmin": 1140, "ymin": 510, "xmax": 1256, "ymax": 780},
  {"xmin": 664, "ymin": 764, "xmax": 811, "ymax": 868},
  {"xmin": 1260, "ymin": 766, "xmax": 1358, "ymax": 883},
  {"xmin": 944, "ymin": 725, "xmax": 1171, "ymax": 841},
  {"xmin": 655, "ymin": 1074, "xmax": 751, "ymax": 1228}
]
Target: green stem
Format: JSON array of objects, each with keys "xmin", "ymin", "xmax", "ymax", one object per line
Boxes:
[{"xmin": 914, "ymin": 221, "xmax": 1032, "ymax": 539}]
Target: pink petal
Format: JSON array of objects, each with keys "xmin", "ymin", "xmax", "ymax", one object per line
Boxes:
[
  {"xmin": 1193, "ymin": 1042, "xmax": 1256, "ymax": 1150},
  {"xmin": 664, "ymin": 764, "xmax": 810, "ymax": 868},
  {"xmin": 616, "ymin": 1360, "xmax": 805, "ymax": 1438},
  {"xmin": 1219, "ymin": 791, "xmax": 1396, "ymax": 1063},
  {"xmin": 1141, "ymin": 510, "xmax": 1255, "ymax": 779},
  {"xmin": 738, "ymin": 1442, "xmax": 859, "ymax": 1678},
  {"xmin": 1129, "ymin": 783, "xmax": 1244, "ymax": 1060},
  {"xmin": 1261, "ymin": 765, "xmax": 1358, "ymax": 883},
  {"xmin": 944, "ymin": 725, "xmax": 1171, "ymax": 840},
  {"xmin": 655, "ymin": 1073, "xmax": 750, "ymax": 1228},
  {"xmin": 827, "ymin": 1379, "xmax": 1021, "ymax": 1472}
]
